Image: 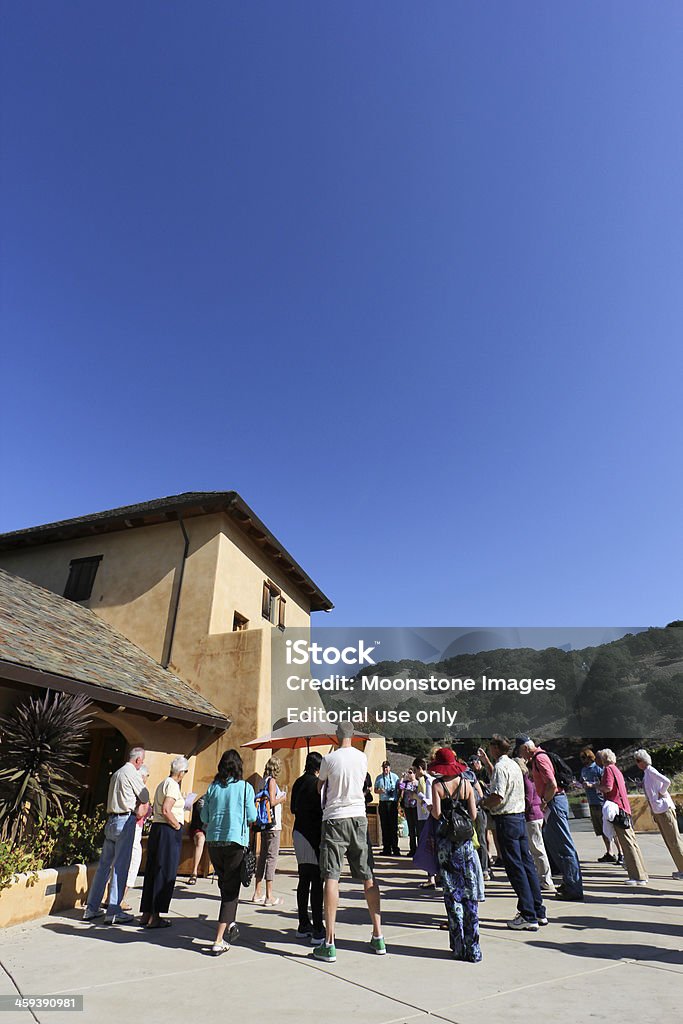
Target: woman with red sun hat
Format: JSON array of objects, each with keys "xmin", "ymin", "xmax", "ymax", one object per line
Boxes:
[{"xmin": 428, "ymin": 747, "xmax": 484, "ymax": 963}]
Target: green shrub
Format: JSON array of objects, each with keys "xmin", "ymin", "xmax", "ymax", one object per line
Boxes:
[
  {"xmin": 651, "ymin": 742, "xmax": 683, "ymax": 776},
  {"xmin": 0, "ymin": 802, "xmax": 106, "ymax": 893},
  {"xmin": 33, "ymin": 802, "xmax": 106, "ymax": 869},
  {"xmin": 0, "ymin": 692, "xmax": 92, "ymax": 846},
  {"xmin": 0, "ymin": 842, "xmax": 42, "ymax": 893}
]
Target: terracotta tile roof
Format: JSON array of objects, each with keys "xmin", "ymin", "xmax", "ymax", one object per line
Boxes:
[
  {"xmin": 0, "ymin": 568, "xmax": 229, "ymax": 729},
  {"xmin": 0, "ymin": 491, "xmax": 333, "ymax": 612}
]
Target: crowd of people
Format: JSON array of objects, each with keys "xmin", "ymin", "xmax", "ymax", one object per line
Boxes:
[{"xmin": 83, "ymin": 732, "xmax": 683, "ymax": 964}]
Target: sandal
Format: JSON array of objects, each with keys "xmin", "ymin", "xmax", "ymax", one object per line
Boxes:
[
  {"xmin": 187, "ymin": 875, "xmax": 198, "ymax": 885},
  {"xmin": 145, "ymin": 919, "xmax": 172, "ymax": 929},
  {"xmin": 264, "ymin": 897, "xmax": 283, "ymax": 908},
  {"xmin": 211, "ymin": 942, "xmax": 229, "ymax": 955},
  {"xmin": 252, "ymin": 895, "xmax": 266, "ymax": 905}
]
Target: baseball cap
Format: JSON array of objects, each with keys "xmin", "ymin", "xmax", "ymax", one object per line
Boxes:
[{"xmin": 512, "ymin": 735, "xmax": 532, "ymax": 757}]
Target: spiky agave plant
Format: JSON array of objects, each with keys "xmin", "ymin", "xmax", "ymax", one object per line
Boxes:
[{"xmin": 0, "ymin": 691, "xmax": 93, "ymax": 846}]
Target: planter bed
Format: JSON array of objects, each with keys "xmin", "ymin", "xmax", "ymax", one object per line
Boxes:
[
  {"xmin": 568, "ymin": 798, "xmax": 591, "ymax": 819},
  {"xmin": 0, "ymin": 862, "xmax": 98, "ymax": 929},
  {"xmin": 629, "ymin": 793, "xmax": 683, "ymax": 833}
]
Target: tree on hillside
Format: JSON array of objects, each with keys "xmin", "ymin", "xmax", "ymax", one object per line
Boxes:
[{"xmin": 646, "ymin": 674, "xmax": 683, "ymax": 729}]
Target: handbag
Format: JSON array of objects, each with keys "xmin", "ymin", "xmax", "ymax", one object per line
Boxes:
[
  {"xmin": 438, "ymin": 778, "xmax": 474, "ymax": 846},
  {"xmin": 413, "ymin": 814, "xmax": 439, "ymax": 876},
  {"xmin": 239, "ymin": 780, "xmax": 257, "ymax": 887},
  {"xmin": 614, "ymin": 807, "xmax": 632, "ymax": 830}
]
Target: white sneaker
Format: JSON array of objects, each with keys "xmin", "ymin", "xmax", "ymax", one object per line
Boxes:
[
  {"xmin": 211, "ymin": 941, "xmax": 229, "ymax": 956},
  {"xmin": 104, "ymin": 911, "xmax": 135, "ymax": 924},
  {"xmin": 624, "ymin": 880, "xmax": 639, "ymax": 886},
  {"xmin": 635, "ymin": 880, "xmax": 648, "ymax": 887},
  {"xmin": 507, "ymin": 914, "xmax": 539, "ymax": 931},
  {"xmin": 83, "ymin": 908, "xmax": 105, "ymax": 921}
]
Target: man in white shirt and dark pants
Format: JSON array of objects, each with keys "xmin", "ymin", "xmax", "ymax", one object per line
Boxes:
[
  {"xmin": 313, "ymin": 722, "xmax": 385, "ymax": 963},
  {"xmin": 481, "ymin": 734, "xmax": 547, "ymax": 932},
  {"xmin": 84, "ymin": 746, "xmax": 149, "ymax": 925}
]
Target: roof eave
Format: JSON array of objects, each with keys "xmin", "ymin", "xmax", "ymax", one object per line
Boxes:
[
  {"xmin": 223, "ymin": 495, "xmax": 334, "ymax": 612},
  {"xmin": 0, "ymin": 659, "xmax": 231, "ymax": 733},
  {"xmin": 0, "ymin": 491, "xmax": 334, "ymax": 613}
]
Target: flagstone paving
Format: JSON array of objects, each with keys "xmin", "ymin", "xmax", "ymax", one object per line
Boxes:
[{"xmin": 1, "ymin": 822, "xmax": 681, "ymax": 1024}]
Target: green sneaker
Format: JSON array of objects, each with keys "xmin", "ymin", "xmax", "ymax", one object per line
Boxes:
[
  {"xmin": 313, "ymin": 941, "xmax": 336, "ymax": 963},
  {"xmin": 370, "ymin": 935, "xmax": 387, "ymax": 955}
]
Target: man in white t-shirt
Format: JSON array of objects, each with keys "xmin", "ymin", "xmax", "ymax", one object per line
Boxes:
[{"xmin": 313, "ymin": 722, "xmax": 385, "ymax": 963}]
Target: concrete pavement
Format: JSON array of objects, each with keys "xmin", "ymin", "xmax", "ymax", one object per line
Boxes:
[{"xmin": 0, "ymin": 821, "xmax": 681, "ymax": 1024}]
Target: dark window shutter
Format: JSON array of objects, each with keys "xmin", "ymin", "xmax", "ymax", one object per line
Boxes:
[{"xmin": 64, "ymin": 556, "xmax": 103, "ymax": 601}]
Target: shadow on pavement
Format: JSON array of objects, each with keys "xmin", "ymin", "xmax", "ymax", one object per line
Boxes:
[{"xmin": 531, "ymin": 938, "xmax": 683, "ymax": 966}]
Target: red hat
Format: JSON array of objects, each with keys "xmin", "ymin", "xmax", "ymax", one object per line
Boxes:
[{"xmin": 428, "ymin": 747, "xmax": 467, "ymax": 777}]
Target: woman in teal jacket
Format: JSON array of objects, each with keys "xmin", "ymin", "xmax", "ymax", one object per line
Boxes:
[{"xmin": 201, "ymin": 749, "xmax": 257, "ymax": 955}]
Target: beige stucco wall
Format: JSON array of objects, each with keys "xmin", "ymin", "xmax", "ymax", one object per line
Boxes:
[
  {"xmin": 207, "ymin": 515, "xmax": 312, "ymax": 636},
  {"xmin": 187, "ymin": 627, "xmax": 299, "ymax": 844},
  {"xmin": 0, "ymin": 521, "xmax": 185, "ymax": 663},
  {"xmin": 365, "ymin": 738, "xmax": 388, "ymax": 788}
]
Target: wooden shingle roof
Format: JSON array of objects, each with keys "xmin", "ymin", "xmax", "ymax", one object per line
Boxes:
[{"xmin": 0, "ymin": 568, "xmax": 229, "ymax": 730}]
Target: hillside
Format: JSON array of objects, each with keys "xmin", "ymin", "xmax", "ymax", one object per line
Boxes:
[{"xmin": 321, "ymin": 624, "xmax": 683, "ymax": 742}]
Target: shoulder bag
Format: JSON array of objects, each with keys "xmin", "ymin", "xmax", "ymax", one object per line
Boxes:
[
  {"xmin": 613, "ymin": 807, "xmax": 632, "ymax": 830},
  {"xmin": 438, "ymin": 777, "xmax": 474, "ymax": 846},
  {"xmin": 240, "ymin": 781, "xmax": 257, "ymax": 886}
]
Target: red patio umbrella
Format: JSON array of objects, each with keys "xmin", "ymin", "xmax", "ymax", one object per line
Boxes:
[{"xmin": 242, "ymin": 722, "xmax": 372, "ymax": 753}]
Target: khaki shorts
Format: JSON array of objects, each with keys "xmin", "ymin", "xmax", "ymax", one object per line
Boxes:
[
  {"xmin": 589, "ymin": 804, "xmax": 604, "ymax": 837},
  {"xmin": 319, "ymin": 816, "xmax": 375, "ymax": 881}
]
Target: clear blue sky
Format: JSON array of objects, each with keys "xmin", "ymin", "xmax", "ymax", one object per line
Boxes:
[{"xmin": 2, "ymin": 3, "xmax": 682, "ymax": 627}]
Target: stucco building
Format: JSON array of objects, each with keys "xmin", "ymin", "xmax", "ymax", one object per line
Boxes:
[{"xmin": 0, "ymin": 491, "xmax": 351, "ymax": 843}]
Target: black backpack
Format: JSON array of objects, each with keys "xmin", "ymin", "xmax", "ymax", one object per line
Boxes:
[
  {"xmin": 532, "ymin": 750, "xmax": 574, "ymax": 790},
  {"xmin": 437, "ymin": 777, "xmax": 474, "ymax": 846}
]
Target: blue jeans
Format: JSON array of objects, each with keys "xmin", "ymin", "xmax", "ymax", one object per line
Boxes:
[
  {"xmin": 495, "ymin": 812, "xmax": 545, "ymax": 922},
  {"xmin": 542, "ymin": 794, "xmax": 583, "ymax": 897},
  {"xmin": 86, "ymin": 813, "xmax": 136, "ymax": 915}
]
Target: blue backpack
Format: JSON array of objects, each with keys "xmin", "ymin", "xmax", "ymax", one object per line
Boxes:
[{"xmin": 254, "ymin": 776, "xmax": 275, "ymax": 831}]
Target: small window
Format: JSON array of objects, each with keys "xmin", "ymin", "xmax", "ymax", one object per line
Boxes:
[
  {"xmin": 233, "ymin": 611, "xmax": 249, "ymax": 632},
  {"xmin": 63, "ymin": 556, "xmax": 102, "ymax": 602},
  {"xmin": 277, "ymin": 596, "xmax": 286, "ymax": 631},
  {"xmin": 261, "ymin": 580, "xmax": 280, "ymax": 623}
]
